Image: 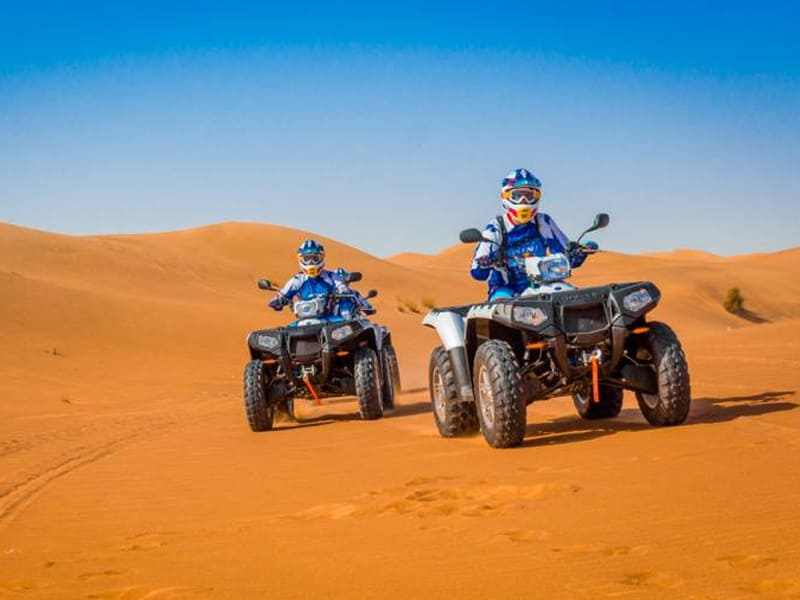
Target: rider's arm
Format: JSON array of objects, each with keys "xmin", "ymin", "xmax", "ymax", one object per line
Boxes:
[
  {"xmin": 539, "ymin": 214, "xmax": 589, "ymax": 268},
  {"xmin": 272, "ymin": 274, "xmax": 302, "ymax": 307},
  {"xmin": 470, "ymin": 222, "xmax": 502, "ymax": 281}
]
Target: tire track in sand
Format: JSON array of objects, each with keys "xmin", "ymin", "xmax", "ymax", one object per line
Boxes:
[{"xmin": 0, "ymin": 421, "xmax": 174, "ymax": 532}]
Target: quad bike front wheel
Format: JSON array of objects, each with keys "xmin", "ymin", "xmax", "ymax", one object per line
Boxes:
[
  {"xmin": 473, "ymin": 340, "xmax": 526, "ymax": 448},
  {"xmin": 243, "ymin": 360, "xmax": 275, "ymax": 432},
  {"xmin": 634, "ymin": 322, "xmax": 691, "ymax": 426},
  {"xmin": 429, "ymin": 346, "xmax": 479, "ymax": 437},
  {"xmin": 573, "ymin": 385, "xmax": 624, "ymax": 419},
  {"xmin": 354, "ymin": 346, "xmax": 384, "ymax": 420}
]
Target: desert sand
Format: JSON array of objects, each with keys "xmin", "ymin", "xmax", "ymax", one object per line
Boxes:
[{"xmin": 1, "ymin": 221, "xmax": 799, "ymax": 599}]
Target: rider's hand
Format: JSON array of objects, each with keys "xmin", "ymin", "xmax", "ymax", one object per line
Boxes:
[
  {"xmin": 583, "ymin": 240, "xmax": 599, "ymax": 253},
  {"xmin": 568, "ymin": 241, "xmax": 598, "ymax": 255},
  {"xmin": 268, "ymin": 296, "xmax": 284, "ymax": 311}
]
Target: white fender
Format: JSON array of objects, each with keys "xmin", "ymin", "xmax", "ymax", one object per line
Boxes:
[{"xmin": 422, "ymin": 310, "xmax": 466, "ymax": 350}]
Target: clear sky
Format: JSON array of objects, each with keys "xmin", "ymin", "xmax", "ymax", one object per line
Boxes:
[{"xmin": 1, "ymin": 1, "xmax": 798, "ymax": 256}]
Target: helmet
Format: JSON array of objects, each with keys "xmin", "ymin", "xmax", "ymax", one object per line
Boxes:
[
  {"xmin": 297, "ymin": 239, "xmax": 325, "ymax": 277},
  {"xmin": 500, "ymin": 168, "xmax": 542, "ymax": 224}
]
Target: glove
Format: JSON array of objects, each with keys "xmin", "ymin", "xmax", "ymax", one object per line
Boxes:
[
  {"xmin": 568, "ymin": 241, "xmax": 599, "ymax": 255},
  {"xmin": 268, "ymin": 296, "xmax": 285, "ymax": 311}
]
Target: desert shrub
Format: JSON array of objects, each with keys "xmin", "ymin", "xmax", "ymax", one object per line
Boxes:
[
  {"xmin": 404, "ymin": 300, "xmax": 421, "ymax": 314},
  {"xmin": 396, "ymin": 298, "xmax": 421, "ymax": 314},
  {"xmin": 723, "ymin": 287, "xmax": 744, "ymax": 314}
]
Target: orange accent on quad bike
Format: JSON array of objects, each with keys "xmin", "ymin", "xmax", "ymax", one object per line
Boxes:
[
  {"xmin": 263, "ymin": 359, "xmax": 278, "ymax": 365},
  {"xmin": 591, "ymin": 354, "xmax": 600, "ymax": 404},
  {"xmin": 632, "ymin": 326, "xmax": 650, "ymax": 334},
  {"xmin": 525, "ymin": 341, "xmax": 546, "ymax": 350},
  {"xmin": 336, "ymin": 351, "xmax": 350, "ymax": 356},
  {"xmin": 303, "ymin": 373, "xmax": 322, "ymax": 406}
]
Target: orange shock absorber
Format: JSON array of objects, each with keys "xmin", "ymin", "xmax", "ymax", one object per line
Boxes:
[
  {"xmin": 591, "ymin": 353, "xmax": 600, "ymax": 404},
  {"xmin": 303, "ymin": 373, "xmax": 322, "ymax": 406}
]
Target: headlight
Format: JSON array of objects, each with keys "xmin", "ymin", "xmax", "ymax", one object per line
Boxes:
[
  {"xmin": 255, "ymin": 334, "xmax": 280, "ymax": 350},
  {"xmin": 623, "ymin": 288, "xmax": 654, "ymax": 312},
  {"xmin": 330, "ymin": 325, "xmax": 354, "ymax": 341},
  {"xmin": 538, "ymin": 254, "xmax": 571, "ymax": 282},
  {"xmin": 513, "ymin": 306, "xmax": 548, "ymax": 327}
]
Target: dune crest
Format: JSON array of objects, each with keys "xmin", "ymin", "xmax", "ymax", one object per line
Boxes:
[{"xmin": 1, "ymin": 221, "xmax": 799, "ymax": 598}]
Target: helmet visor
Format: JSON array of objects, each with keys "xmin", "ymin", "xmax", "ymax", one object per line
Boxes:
[
  {"xmin": 509, "ymin": 188, "xmax": 541, "ymax": 205},
  {"xmin": 299, "ymin": 252, "xmax": 324, "ymax": 267}
]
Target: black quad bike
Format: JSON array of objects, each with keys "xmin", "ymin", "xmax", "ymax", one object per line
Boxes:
[
  {"xmin": 423, "ymin": 213, "xmax": 691, "ymax": 448},
  {"xmin": 243, "ymin": 272, "xmax": 401, "ymax": 431}
]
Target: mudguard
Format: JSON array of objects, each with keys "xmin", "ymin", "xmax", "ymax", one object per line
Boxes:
[{"xmin": 423, "ymin": 307, "xmax": 475, "ymax": 404}]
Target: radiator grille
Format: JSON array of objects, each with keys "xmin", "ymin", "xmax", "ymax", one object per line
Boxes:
[
  {"xmin": 290, "ymin": 336, "xmax": 321, "ymax": 362},
  {"xmin": 563, "ymin": 304, "xmax": 607, "ymax": 334}
]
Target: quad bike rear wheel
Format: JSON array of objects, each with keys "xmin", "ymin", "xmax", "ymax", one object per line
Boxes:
[
  {"xmin": 384, "ymin": 344, "xmax": 401, "ymax": 393},
  {"xmin": 473, "ymin": 340, "xmax": 526, "ymax": 448},
  {"xmin": 573, "ymin": 385, "xmax": 624, "ymax": 419},
  {"xmin": 634, "ymin": 322, "xmax": 691, "ymax": 426},
  {"xmin": 429, "ymin": 346, "xmax": 479, "ymax": 437},
  {"xmin": 355, "ymin": 346, "xmax": 384, "ymax": 420},
  {"xmin": 381, "ymin": 345, "xmax": 399, "ymax": 411},
  {"xmin": 243, "ymin": 360, "xmax": 275, "ymax": 431}
]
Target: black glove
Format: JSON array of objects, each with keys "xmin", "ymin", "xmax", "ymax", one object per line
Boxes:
[{"xmin": 268, "ymin": 296, "xmax": 285, "ymax": 311}]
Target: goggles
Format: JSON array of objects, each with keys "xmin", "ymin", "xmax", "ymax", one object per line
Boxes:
[
  {"xmin": 508, "ymin": 187, "xmax": 541, "ymax": 204},
  {"xmin": 298, "ymin": 252, "xmax": 324, "ymax": 266}
]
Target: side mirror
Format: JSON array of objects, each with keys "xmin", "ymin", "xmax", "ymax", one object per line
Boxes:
[
  {"xmin": 459, "ymin": 228, "xmax": 484, "ymax": 244},
  {"xmin": 347, "ymin": 271, "xmax": 363, "ymax": 283},
  {"xmin": 576, "ymin": 213, "xmax": 610, "ymax": 244},
  {"xmin": 257, "ymin": 279, "xmax": 273, "ymax": 291},
  {"xmin": 593, "ymin": 213, "xmax": 610, "ymax": 230},
  {"xmin": 366, "ymin": 289, "xmax": 378, "ymax": 299}
]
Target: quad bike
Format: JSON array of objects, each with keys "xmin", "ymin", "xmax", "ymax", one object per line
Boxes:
[
  {"xmin": 423, "ymin": 213, "xmax": 691, "ymax": 448},
  {"xmin": 243, "ymin": 271, "xmax": 401, "ymax": 431}
]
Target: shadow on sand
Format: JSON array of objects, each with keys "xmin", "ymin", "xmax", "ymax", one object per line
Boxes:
[
  {"xmin": 521, "ymin": 389, "xmax": 797, "ymax": 448},
  {"xmin": 271, "ymin": 394, "xmax": 432, "ymax": 430},
  {"xmin": 733, "ymin": 308, "xmax": 771, "ymax": 324},
  {"xmin": 271, "ymin": 390, "xmax": 798, "ymax": 440}
]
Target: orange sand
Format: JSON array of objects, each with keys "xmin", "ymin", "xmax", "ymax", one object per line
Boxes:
[{"xmin": 1, "ymin": 221, "xmax": 798, "ymax": 598}]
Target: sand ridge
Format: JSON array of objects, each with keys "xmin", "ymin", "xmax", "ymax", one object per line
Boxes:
[{"xmin": 1, "ymin": 221, "xmax": 799, "ymax": 598}]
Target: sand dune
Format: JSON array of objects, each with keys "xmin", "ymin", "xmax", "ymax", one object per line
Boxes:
[{"xmin": 1, "ymin": 221, "xmax": 799, "ymax": 599}]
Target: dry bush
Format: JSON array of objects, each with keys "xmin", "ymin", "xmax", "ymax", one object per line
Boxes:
[
  {"xmin": 396, "ymin": 298, "xmax": 421, "ymax": 314},
  {"xmin": 404, "ymin": 300, "xmax": 421, "ymax": 314},
  {"xmin": 723, "ymin": 287, "xmax": 744, "ymax": 314}
]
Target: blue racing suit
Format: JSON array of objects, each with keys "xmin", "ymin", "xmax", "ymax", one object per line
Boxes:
[
  {"xmin": 470, "ymin": 212, "xmax": 588, "ymax": 301},
  {"xmin": 332, "ymin": 269, "xmax": 375, "ymax": 319},
  {"xmin": 270, "ymin": 270, "xmax": 348, "ymax": 314}
]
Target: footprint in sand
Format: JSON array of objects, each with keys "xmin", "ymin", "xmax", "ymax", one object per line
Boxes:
[
  {"xmin": 403, "ymin": 475, "xmax": 458, "ymax": 487},
  {"xmin": 88, "ymin": 585, "xmax": 212, "ymax": 599},
  {"xmin": 717, "ymin": 554, "xmax": 778, "ymax": 569},
  {"xmin": 120, "ymin": 532, "xmax": 172, "ymax": 552},
  {"xmin": 553, "ymin": 543, "xmax": 648, "ymax": 557},
  {"xmin": 278, "ymin": 481, "xmax": 579, "ymax": 522},
  {"xmin": 744, "ymin": 578, "xmax": 800, "ymax": 595},
  {"xmin": 621, "ymin": 570, "xmax": 685, "ymax": 589},
  {"xmin": 495, "ymin": 528, "xmax": 550, "ymax": 543},
  {"xmin": 77, "ymin": 570, "xmax": 125, "ymax": 581}
]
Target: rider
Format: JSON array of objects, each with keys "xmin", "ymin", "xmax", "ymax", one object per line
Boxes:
[
  {"xmin": 333, "ymin": 268, "xmax": 375, "ymax": 318},
  {"xmin": 268, "ymin": 240, "xmax": 349, "ymax": 315},
  {"xmin": 470, "ymin": 168, "xmax": 596, "ymax": 301}
]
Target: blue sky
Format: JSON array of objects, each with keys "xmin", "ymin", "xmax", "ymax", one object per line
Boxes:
[{"xmin": 1, "ymin": 1, "xmax": 798, "ymax": 256}]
